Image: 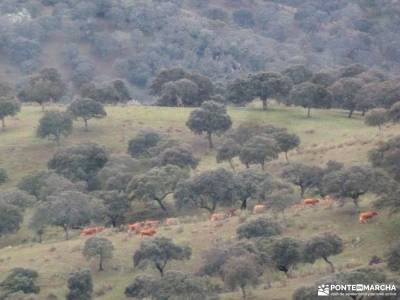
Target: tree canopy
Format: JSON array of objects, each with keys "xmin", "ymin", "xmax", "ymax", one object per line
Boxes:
[
  {"xmin": 83, "ymin": 237, "xmax": 114, "ymax": 271},
  {"xmin": 67, "ymin": 98, "xmax": 107, "ymax": 130},
  {"xmin": 37, "ymin": 111, "xmax": 73, "ymax": 145},
  {"xmin": 290, "ymin": 82, "xmax": 332, "ymax": 117},
  {"xmin": 186, "ymin": 101, "xmax": 232, "ymax": 149},
  {"xmin": 127, "ymin": 164, "xmax": 188, "ymax": 211},
  {"xmin": 0, "ymin": 97, "xmax": 20, "ymax": 130},
  {"xmin": 174, "ymin": 168, "xmax": 237, "ymax": 213},
  {"xmin": 133, "ymin": 237, "xmax": 191, "ymax": 276}
]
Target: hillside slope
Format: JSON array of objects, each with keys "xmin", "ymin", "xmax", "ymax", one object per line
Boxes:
[{"xmin": 0, "ymin": 104, "xmax": 399, "ymax": 299}]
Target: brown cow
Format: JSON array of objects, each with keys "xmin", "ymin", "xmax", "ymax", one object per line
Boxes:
[
  {"xmin": 359, "ymin": 211, "xmax": 378, "ymax": 223},
  {"xmin": 165, "ymin": 218, "xmax": 180, "ymax": 226},
  {"xmin": 128, "ymin": 222, "xmax": 144, "ymax": 234},
  {"xmin": 253, "ymin": 204, "xmax": 266, "ymax": 214},
  {"xmin": 80, "ymin": 226, "xmax": 104, "ymax": 237},
  {"xmin": 140, "ymin": 228, "xmax": 157, "ymax": 238},
  {"xmin": 303, "ymin": 198, "xmax": 320, "ymax": 206},
  {"xmin": 210, "ymin": 213, "xmax": 227, "ymax": 222}
]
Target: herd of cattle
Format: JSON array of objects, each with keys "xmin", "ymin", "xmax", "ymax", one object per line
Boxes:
[{"xmin": 79, "ymin": 198, "xmax": 379, "ymax": 238}]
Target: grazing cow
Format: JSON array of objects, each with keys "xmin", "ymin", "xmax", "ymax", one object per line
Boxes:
[
  {"xmin": 359, "ymin": 211, "xmax": 378, "ymax": 223},
  {"xmin": 303, "ymin": 198, "xmax": 320, "ymax": 206},
  {"xmin": 165, "ymin": 218, "xmax": 179, "ymax": 226},
  {"xmin": 140, "ymin": 228, "xmax": 157, "ymax": 238},
  {"xmin": 210, "ymin": 213, "xmax": 227, "ymax": 222},
  {"xmin": 253, "ymin": 204, "xmax": 267, "ymax": 214},
  {"xmin": 128, "ymin": 222, "xmax": 144, "ymax": 234},
  {"xmin": 80, "ymin": 226, "xmax": 104, "ymax": 237}
]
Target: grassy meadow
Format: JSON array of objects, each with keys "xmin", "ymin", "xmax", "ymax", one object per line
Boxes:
[{"xmin": 0, "ymin": 103, "xmax": 399, "ymax": 300}]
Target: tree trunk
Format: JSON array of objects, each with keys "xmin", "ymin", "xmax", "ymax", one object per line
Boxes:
[
  {"xmin": 285, "ymin": 152, "xmax": 289, "ymax": 162},
  {"xmin": 99, "ymin": 255, "xmax": 104, "ymax": 271},
  {"xmin": 64, "ymin": 226, "xmax": 69, "ymax": 240},
  {"xmin": 84, "ymin": 119, "xmax": 89, "ymax": 131},
  {"xmin": 300, "ymin": 186, "xmax": 305, "ymax": 198},
  {"xmin": 241, "ymin": 198, "xmax": 248, "ymax": 210},
  {"xmin": 156, "ymin": 199, "xmax": 167, "ymax": 211},
  {"xmin": 155, "ymin": 263, "xmax": 164, "ymax": 277},
  {"xmin": 352, "ymin": 197, "xmax": 360, "ymax": 211},
  {"xmin": 245, "ymin": 163, "xmax": 249, "ymax": 169},
  {"xmin": 361, "ymin": 109, "xmax": 366, "ymax": 116},
  {"xmin": 207, "ymin": 132, "xmax": 213, "ymax": 149},
  {"xmin": 307, "ymin": 107, "xmax": 311, "ymax": 118},
  {"xmin": 323, "ymin": 256, "xmax": 335, "ymax": 273},
  {"xmin": 41, "ymin": 102, "xmax": 45, "ymax": 112},
  {"xmin": 56, "ymin": 135, "xmax": 61, "ymax": 146},
  {"xmin": 1, "ymin": 118, "xmax": 5, "ymax": 130},
  {"xmin": 261, "ymin": 161, "xmax": 265, "ymax": 170},
  {"xmin": 241, "ymin": 286, "xmax": 247, "ymax": 300},
  {"xmin": 348, "ymin": 109, "xmax": 354, "ymax": 118},
  {"xmin": 262, "ymin": 99, "xmax": 267, "ymax": 110}
]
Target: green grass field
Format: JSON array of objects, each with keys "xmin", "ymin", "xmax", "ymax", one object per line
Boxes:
[{"xmin": 0, "ymin": 103, "xmax": 399, "ymax": 300}]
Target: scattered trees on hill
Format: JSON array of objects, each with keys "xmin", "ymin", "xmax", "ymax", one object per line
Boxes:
[
  {"xmin": 0, "ymin": 97, "xmax": 20, "ymax": 130},
  {"xmin": 17, "ymin": 68, "xmax": 66, "ymax": 110},
  {"xmin": 239, "ymin": 135, "xmax": 279, "ymax": 170},
  {"xmin": 0, "ymin": 202, "xmax": 23, "ymax": 237},
  {"xmin": 133, "ymin": 237, "xmax": 191, "ymax": 277},
  {"xmin": 83, "ymin": 237, "xmax": 114, "ymax": 271},
  {"xmin": 365, "ymin": 108, "xmax": 388, "ymax": 131},
  {"xmin": 249, "ymin": 72, "xmax": 292, "ymax": 110},
  {"xmin": 186, "ymin": 101, "xmax": 232, "ymax": 149},
  {"xmin": 222, "ymin": 255, "xmax": 262, "ymax": 300},
  {"xmin": 47, "ymin": 143, "xmax": 108, "ymax": 185},
  {"xmin": 174, "ymin": 168, "xmax": 236, "ymax": 213},
  {"xmin": 66, "ymin": 270, "xmax": 93, "ymax": 300},
  {"xmin": 237, "ymin": 217, "xmax": 281, "ymax": 240},
  {"xmin": 0, "ymin": 268, "xmax": 40, "ymax": 298},
  {"xmin": 127, "ymin": 165, "xmax": 188, "ymax": 211},
  {"xmin": 289, "ymin": 82, "xmax": 332, "ymax": 117},
  {"xmin": 67, "ymin": 98, "xmax": 106, "ymax": 130},
  {"xmin": 303, "ymin": 233, "xmax": 343, "ymax": 273}
]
